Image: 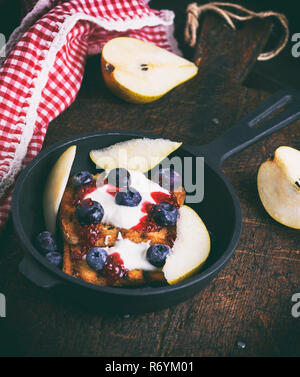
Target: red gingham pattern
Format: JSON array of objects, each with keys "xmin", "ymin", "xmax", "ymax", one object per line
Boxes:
[{"xmin": 0, "ymin": 0, "xmax": 178, "ymax": 231}]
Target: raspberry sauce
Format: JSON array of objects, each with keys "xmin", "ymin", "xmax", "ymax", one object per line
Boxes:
[
  {"xmin": 151, "ymin": 191, "xmax": 179, "ymax": 208},
  {"xmin": 131, "ymin": 206, "xmax": 160, "ymax": 232},
  {"xmin": 105, "ymin": 184, "xmax": 120, "ymax": 197},
  {"xmin": 79, "ymin": 224, "xmax": 102, "ymax": 254},
  {"xmin": 131, "ymin": 191, "xmax": 179, "ymax": 232},
  {"xmin": 101, "ymin": 252, "xmax": 128, "ymax": 284},
  {"xmin": 72, "ymin": 180, "xmax": 97, "ymax": 205}
]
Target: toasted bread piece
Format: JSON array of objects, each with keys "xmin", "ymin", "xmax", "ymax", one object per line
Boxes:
[
  {"xmin": 63, "ymin": 244, "xmax": 165, "ymax": 286},
  {"xmin": 60, "ymin": 175, "xmax": 185, "ymax": 286}
]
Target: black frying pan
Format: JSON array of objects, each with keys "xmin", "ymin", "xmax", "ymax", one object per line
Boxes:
[{"xmin": 12, "ymin": 89, "xmax": 300, "ymax": 314}]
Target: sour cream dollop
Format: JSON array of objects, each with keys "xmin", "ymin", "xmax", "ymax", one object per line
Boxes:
[
  {"xmin": 106, "ymin": 238, "xmax": 156, "ymax": 271},
  {"xmin": 84, "ymin": 170, "xmax": 169, "ymax": 229}
]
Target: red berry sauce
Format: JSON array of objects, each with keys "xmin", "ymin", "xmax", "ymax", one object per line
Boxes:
[
  {"xmin": 71, "ymin": 180, "xmax": 97, "ymax": 206},
  {"xmin": 79, "ymin": 224, "xmax": 102, "ymax": 254},
  {"xmin": 131, "ymin": 191, "xmax": 179, "ymax": 232},
  {"xmin": 105, "ymin": 184, "xmax": 120, "ymax": 197},
  {"xmin": 131, "ymin": 202, "xmax": 159, "ymax": 232},
  {"xmin": 101, "ymin": 252, "xmax": 128, "ymax": 284},
  {"xmin": 151, "ymin": 191, "xmax": 179, "ymax": 208}
]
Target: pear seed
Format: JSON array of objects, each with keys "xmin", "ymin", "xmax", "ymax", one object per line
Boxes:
[
  {"xmin": 105, "ymin": 63, "xmax": 115, "ymax": 73},
  {"xmin": 140, "ymin": 63, "xmax": 149, "ymax": 71}
]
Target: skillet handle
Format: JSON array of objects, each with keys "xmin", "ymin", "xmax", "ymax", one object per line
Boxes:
[{"xmin": 199, "ymin": 89, "xmax": 300, "ymax": 168}]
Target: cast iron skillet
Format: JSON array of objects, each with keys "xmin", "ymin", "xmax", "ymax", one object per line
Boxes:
[{"xmin": 12, "ymin": 89, "xmax": 300, "ymax": 314}]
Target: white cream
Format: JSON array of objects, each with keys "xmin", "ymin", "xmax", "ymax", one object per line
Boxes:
[
  {"xmin": 104, "ymin": 235, "xmax": 111, "ymax": 246},
  {"xmin": 84, "ymin": 170, "xmax": 169, "ymax": 229},
  {"xmin": 106, "ymin": 238, "xmax": 157, "ymax": 271}
]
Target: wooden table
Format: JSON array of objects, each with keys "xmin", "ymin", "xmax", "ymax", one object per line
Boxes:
[{"xmin": 0, "ymin": 8, "xmax": 299, "ymax": 357}]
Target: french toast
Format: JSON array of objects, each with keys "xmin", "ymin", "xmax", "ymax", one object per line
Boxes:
[{"xmin": 59, "ymin": 172, "xmax": 185, "ymax": 287}]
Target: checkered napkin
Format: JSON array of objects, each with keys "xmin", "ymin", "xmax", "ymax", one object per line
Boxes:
[{"xmin": 0, "ymin": 0, "xmax": 180, "ymax": 232}]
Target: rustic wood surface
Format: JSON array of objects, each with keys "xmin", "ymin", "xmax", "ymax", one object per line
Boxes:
[{"xmin": 0, "ymin": 9, "xmax": 299, "ymax": 357}]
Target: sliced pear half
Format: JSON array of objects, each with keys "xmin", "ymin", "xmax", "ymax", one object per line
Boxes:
[
  {"xmin": 90, "ymin": 138, "xmax": 182, "ymax": 172},
  {"xmin": 43, "ymin": 145, "xmax": 76, "ymax": 234},
  {"xmin": 257, "ymin": 146, "xmax": 300, "ymax": 229},
  {"xmin": 101, "ymin": 37, "xmax": 198, "ymax": 104},
  {"xmin": 163, "ymin": 205, "xmax": 211, "ymax": 285}
]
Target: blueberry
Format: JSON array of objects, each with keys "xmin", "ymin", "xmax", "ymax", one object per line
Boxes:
[
  {"xmin": 152, "ymin": 202, "xmax": 178, "ymax": 226},
  {"xmin": 86, "ymin": 247, "xmax": 108, "ymax": 271},
  {"xmin": 71, "ymin": 171, "xmax": 93, "ymax": 188},
  {"xmin": 115, "ymin": 188, "xmax": 142, "ymax": 207},
  {"xmin": 36, "ymin": 231, "xmax": 57, "ymax": 255},
  {"xmin": 75, "ymin": 199, "xmax": 104, "ymax": 225},
  {"xmin": 107, "ymin": 168, "xmax": 131, "ymax": 188},
  {"xmin": 146, "ymin": 244, "xmax": 170, "ymax": 267},
  {"xmin": 153, "ymin": 168, "xmax": 182, "ymax": 190},
  {"xmin": 45, "ymin": 251, "xmax": 62, "ymax": 268}
]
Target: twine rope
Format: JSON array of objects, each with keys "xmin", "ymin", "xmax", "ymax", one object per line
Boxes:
[{"xmin": 185, "ymin": 2, "xmax": 289, "ymax": 61}]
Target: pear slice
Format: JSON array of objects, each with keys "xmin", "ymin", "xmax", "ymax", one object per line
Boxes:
[
  {"xmin": 90, "ymin": 138, "xmax": 182, "ymax": 172},
  {"xmin": 101, "ymin": 37, "xmax": 198, "ymax": 104},
  {"xmin": 163, "ymin": 205, "xmax": 211, "ymax": 285},
  {"xmin": 257, "ymin": 146, "xmax": 300, "ymax": 229},
  {"xmin": 43, "ymin": 145, "xmax": 76, "ymax": 234}
]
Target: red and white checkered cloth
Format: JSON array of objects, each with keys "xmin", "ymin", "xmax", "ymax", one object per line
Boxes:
[{"xmin": 0, "ymin": 0, "xmax": 180, "ymax": 232}]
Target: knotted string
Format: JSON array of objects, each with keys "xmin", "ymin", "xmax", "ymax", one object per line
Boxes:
[{"xmin": 185, "ymin": 2, "xmax": 289, "ymax": 61}]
